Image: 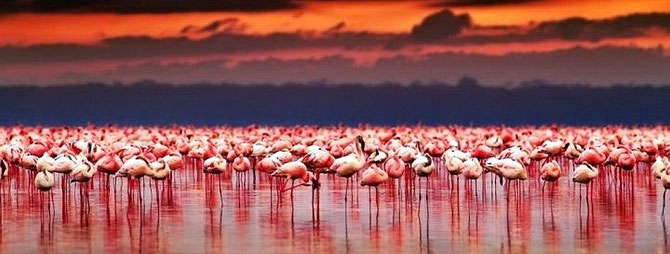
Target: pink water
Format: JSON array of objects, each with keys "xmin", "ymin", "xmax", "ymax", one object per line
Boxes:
[{"xmin": 1, "ymin": 160, "xmax": 668, "ymax": 253}]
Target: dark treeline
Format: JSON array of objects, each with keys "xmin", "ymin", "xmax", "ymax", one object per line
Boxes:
[{"xmin": 1, "ymin": 78, "xmax": 668, "ymax": 126}]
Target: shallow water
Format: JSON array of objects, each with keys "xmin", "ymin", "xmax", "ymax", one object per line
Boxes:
[{"xmin": 1, "ymin": 159, "xmax": 668, "ymax": 254}]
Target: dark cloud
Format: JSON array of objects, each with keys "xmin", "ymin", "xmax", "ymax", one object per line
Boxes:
[
  {"xmin": 1, "ymin": 0, "xmax": 297, "ymax": 13},
  {"xmin": 4, "ymin": 46, "xmax": 668, "ymax": 86},
  {"xmin": 120, "ymin": 46, "xmax": 670, "ymax": 86},
  {"xmin": 323, "ymin": 22, "xmax": 346, "ymax": 35},
  {"xmin": 530, "ymin": 12, "xmax": 670, "ymax": 41},
  {"xmin": 181, "ymin": 18, "xmax": 246, "ymax": 34},
  {"xmin": 1, "ymin": 12, "xmax": 669, "ymax": 66},
  {"xmin": 306, "ymin": 0, "xmax": 539, "ymax": 6},
  {"xmin": 0, "ymin": 32, "xmax": 396, "ymax": 65},
  {"xmin": 407, "ymin": 11, "xmax": 670, "ymax": 43},
  {"xmin": 411, "ymin": 9, "xmax": 471, "ymax": 41},
  {"xmin": 435, "ymin": 0, "xmax": 540, "ymax": 6}
]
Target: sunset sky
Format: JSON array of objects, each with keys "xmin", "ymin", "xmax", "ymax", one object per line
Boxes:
[{"xmin": 1, "ymin": 0, "xmax": 670, "ymax": 86}]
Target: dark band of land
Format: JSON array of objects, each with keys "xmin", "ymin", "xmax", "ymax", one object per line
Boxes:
[{"xmin": 2, "ymin": 79, "xmax": 667, "ymax": 126}]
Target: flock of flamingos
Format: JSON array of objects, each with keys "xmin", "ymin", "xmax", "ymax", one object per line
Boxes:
[{"xmin": 1, "ymin": 125, "xmax": 670, "ymax": 222}]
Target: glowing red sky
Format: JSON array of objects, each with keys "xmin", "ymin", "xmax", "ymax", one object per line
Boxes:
[
  {"xmin": 0, "ymin": 0, "xmax": 669, "ymax": 85},
  {"xmin": 1, "ymin": 0, "xmax": 668, "ymax": 45}
]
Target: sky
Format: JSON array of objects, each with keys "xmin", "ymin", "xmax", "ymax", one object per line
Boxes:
[{"xmin": 1, "ymin": 0, "xmax": 670, "ymax": 86}]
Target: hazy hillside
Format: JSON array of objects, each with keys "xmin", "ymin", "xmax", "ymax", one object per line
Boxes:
[{"xmin": 1, "ymin": 79, "xmax": 668, "ymax": 126}]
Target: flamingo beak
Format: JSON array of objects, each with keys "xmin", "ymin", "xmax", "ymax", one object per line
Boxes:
[{"xmin": 311, "ymin": 177, "xmax": 320, "ymax": 189}]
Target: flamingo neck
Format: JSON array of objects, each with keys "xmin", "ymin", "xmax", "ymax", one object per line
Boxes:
[
  {"xmin": 355, "ymin": 142, "xmax": 364, "ymax": 159},
  {"xmin": 589, "ymin": 164, "xmax": 599, "ymax": 176}
]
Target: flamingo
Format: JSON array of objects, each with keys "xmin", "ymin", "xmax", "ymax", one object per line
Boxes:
[
  {"xmin": 150, "ymin": 143, "xmax": 170, "ymax": 158},
  {"xmin": 383, "ymin": 153, "xmax": 404, "ymax": 196},
  {"xmin": 70, "ymin": 156, "xmax": 96, "ymax": 207},
  {"xmin": 661, "ymin": 166, "xmax": 670, "ymax": 215},
  {"xmin": 303, "ymin": 146, "xmax": 335, "ymax": 175},
  {"xmin": 368, "ymin": 149, "xmax": 387, "ymax": 166},
  {"xmin": 257, "ymin": 155, "xmax": 282, "ymax": 174},
  {"xmin": 360, "ymin": 164, "xmax": 388, "ymax": 208},
  {"xmin": 270, "ymin": 160, "xmax": 317, "ymax": 203},
  {"xmin": 331, "ymin": 136, "xmax": 366, "ymax": 203},
  {"xmin": 485, "ymin": 136, "xmax": 503, "ymax": 148},
  {"xmin": 462, "ymin": 158, "xmax": 483, "ymax": 180},
  {"xmin": 35, "ymin": 167, "xmax": 55, "ymax": 192},
  {"xmin": 150, "ymin": 159, "xmax": 172, "ymax": 180},
  {"xmin": 163, "ymin": 152, "xmax": 184, "ymax": 170},
  {"xmin": 95, "ymin": 153, "xmax": 123, "ymax": 175},
  {"xmin": 116, "ymin": 155, "xmax": 156, "ymax": 202},
  {"xmin": 540, "ymin": 160, "xmax": 561, "ymax": 193},
  {"xmin": 203, "ymin": 154, "xmax": 229, "ymax": 202},
  {"xmin": 232, "ymin": 156, "xmax": 251, "ymax": 172},
  {"xmin": 232, "ymin": 156, "xmax": 252, "ymax": 186},
  {"xmin": 53, "ymin": 154, "xmax": 77, "ymax": 174},
  {"xmin": 530, "ymin": 147, "xmax": 549, "ymax": 162},
  {"xmin": 564, "ymin": 142, "xmax": 584, "ymax": 159},
  {"xmin": 484, "ymin": 157, "xmax": 528, "ymax": 185},
  {"xmin": 204, "ymin": 155, "xmax": 228, "ymax": 175},
  {"xmin": 20, "ymin": 152, "xmax": 39, "ymax": 171},
  {"xmin": 577, "ymin": 148, "xmax": 606, "ymax": 166},
  {"xmin": 462, "ymin": 158, "xmax": 483, "ymax": 195},
  {"xmin": 540, "ymin": 140, "xmax": 565, "ymax": 156},
  {"xmin": 471, "ymin": 145, "xmax": 495, "ymax": 160},
  {"xmin": 572, "ymin": 163, "xmax": 599, "ymax": 206},
  {"xmin": 445, "ymin": 156, "xmax": 464, "ymax": 176},
  {"xmin": 384, "ymin": 154, "xmax": 404, "ymax": 179},
  {"xmin": 617, "ymin": 152, "xmax": 636, "ymax": 171},
  {"xmin": 397, "ymin": 142, "xmax": 418, "ymax": 164},
  {"xmin": 70, "ymin": 157, "xmax": 96, "ymax": 183},
  {"xmin": 149, "ymin": 158, "xmax": 172, "ymax": 204},
  {"xmin": 250, "ymin": 141, "xmax": 269, "ymax": 185},
  {"xmin": 0, "ymin": 158, "xmax": 8, "ymax": 181},
  {"xmin": 36, "ymin": 153, "xmax": 56, "ymax": 172},
  {"xmin": 498, "ymin": 146, "xmax": 530, "ymax": 166},
  {"xmin": 26, "ymin": 141, "xmax": 48, "ymax": 157},
  {"xmin": 652, "ymin": 156, "xmax": 670, "ymax": 179},
  {"xmin": 412, "ymin": 152, "xmax": 435, "ymax": 199},
  {"xmin": 116, "ymin": 156, "xmax": 155, "ymax": 179}
]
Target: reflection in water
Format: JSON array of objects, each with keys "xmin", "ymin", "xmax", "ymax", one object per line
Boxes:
[{"xmin": 0, "ymin": 159, "xmax": 669, "ymax": 253}]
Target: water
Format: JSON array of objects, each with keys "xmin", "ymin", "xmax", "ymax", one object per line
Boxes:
[{"xmin": 1, "ymin": 159, "xmax": 668, "ymax": 253}]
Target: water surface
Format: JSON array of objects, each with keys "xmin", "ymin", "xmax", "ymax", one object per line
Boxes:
[{"xmin": 0, "ymin": 160, "xmax": 667, "ymax": 253}]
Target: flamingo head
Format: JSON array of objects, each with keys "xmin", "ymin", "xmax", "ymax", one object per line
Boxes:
[
  {"xmin": 356, "ymin": 135, "xmax": 365, "ymax": 152},
  {"xmin": 304, "ymin": 172, "xmax": 319, "ymax": 189},
  {"xmin": 423, "ymin": 153, "xmax": 433, "ymax": 167}
]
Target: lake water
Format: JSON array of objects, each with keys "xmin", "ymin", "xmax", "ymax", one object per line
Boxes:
[{"xmin": 0, "ymin": 159, "xmax": 667, "ymax": 253}]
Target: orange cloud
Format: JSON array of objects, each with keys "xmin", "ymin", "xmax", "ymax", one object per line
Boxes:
[{"xmin": 2, "ymin": 0, "xmax": 668, "ymax": 46}]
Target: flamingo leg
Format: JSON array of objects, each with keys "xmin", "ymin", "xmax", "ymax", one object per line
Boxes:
[
  {"xmin": 218, "ymin": 174, "xmax": 223, "ymax": 207},
  {"xmin": 290, "ymin": 179, "xmax": 295, "ymax": 203},
  {"xmin": 664, "ymin": 189, "xmax": 667, "ymax": 216},
  {"xmin": 344, "ymin": 178, "xmax": 349, "ymax": 204}
]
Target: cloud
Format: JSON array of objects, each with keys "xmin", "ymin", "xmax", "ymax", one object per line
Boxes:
[
  {"xmin": 0, "ymin": 32, "xmax": 396, "ymax": 65},
  {"xmin": 181, "ymin": 18, "xmax": 247, "ymax": 34},
  {"xmin": 1, "ymin": 12, "xmax": 669, "ymax": 66},
  {"xmin": 323, "ymin": 22, "xmax": 346, "ymax": 35},
  {"xmin": 436, "ymin": 0, "xmax": 540, "ymax": 6},
  {"xmin": 1, "ymin": 0, "xmax": 297, "ymax": 14},
  {"xmin": 3, "ymin": 46, "xmax": 669, "ymax": 86},
  {"xmin": 411, "ymin": 9, "xmax": 471, "ymax": 41},
  {"xmin": 307, "ymin": 0, "xmax": 539, "ymax": 7},
  {"xmin": 530, "ymin": 12, "xmax": 670, "ymax": 41}
]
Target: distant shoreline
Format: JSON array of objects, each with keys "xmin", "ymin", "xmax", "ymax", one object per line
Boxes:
[{"xmin": 1, "ymin": 80, "xmax": 668, "ymax": 126}]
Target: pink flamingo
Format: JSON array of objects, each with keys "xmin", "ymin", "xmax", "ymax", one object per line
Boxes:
[
  {"xmin": 540, "ymin": 160, "xmax": 561, "ymax": 193},
  {"xmin": 360, "ymin": 164, "xmax": 388, "ymax": 209}
]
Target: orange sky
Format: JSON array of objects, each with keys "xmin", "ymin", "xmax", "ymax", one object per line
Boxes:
[{"xmin": 1, "ymin": 0, "xmax": 669, "ymax": 46}]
